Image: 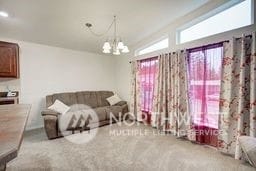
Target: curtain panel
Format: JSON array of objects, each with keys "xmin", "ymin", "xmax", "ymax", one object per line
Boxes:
[
  {"xmin": 130, "ymin": 61, "xmax": 143, "ymax": 121},
  {"xmin": 218, "ymin": 33, "xmax": 256, "ymax": 159},
  {"xmin": 152, "ymin": 51, "xmax": 193, "ymax": 139}
]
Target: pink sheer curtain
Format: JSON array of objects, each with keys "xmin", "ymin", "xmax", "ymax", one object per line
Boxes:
[
  {"xmin": 139, "ymin": 57, "xmax": 158, "ymax": 123},
  {"xmin": 187, "ymin": 43, "xmax": 223, "ymax": 146}
]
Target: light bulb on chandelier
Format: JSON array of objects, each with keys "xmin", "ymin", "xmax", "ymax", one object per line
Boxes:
[
  {"xmin": 117, "ymin": 41, "xmax": 124, "ymax": 50},
  {"xmin": 103, "ymin": 41, "xmax": 111, "ymax": 50},
  {"xmin": 122, "ymin": 46, "xmax": 130, "ymax": 53}
]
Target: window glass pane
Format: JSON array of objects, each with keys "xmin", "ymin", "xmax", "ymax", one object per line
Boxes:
[
  {"xmin": 180, "ymin": 0, "xmax": 252, "ymax": 44},
  {"xmin": 139, "ymin": 58, "xmax": 158, "ymax": 113},
  {"xmin": 188, "ymin": 46, "xmax": 223, "ymax": 129},
  {"xmin": 138, "ymin": 38, "xmax": 168, "ymax": 55}
]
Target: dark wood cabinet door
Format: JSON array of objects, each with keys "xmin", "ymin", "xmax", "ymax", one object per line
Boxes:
[{"xmin": 0, "ymin": 41, "xmax": 19, "ymax": 78}]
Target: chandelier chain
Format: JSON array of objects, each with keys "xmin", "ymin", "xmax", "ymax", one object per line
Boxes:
[{"xmin": 87, "ymin": 18, "xmax": 115, "ymax": 37}]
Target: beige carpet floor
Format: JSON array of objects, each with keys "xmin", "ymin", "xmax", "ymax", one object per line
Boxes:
[{"xmin": 7, "ymin": 123, "xmax": 255, "ymax": 171}]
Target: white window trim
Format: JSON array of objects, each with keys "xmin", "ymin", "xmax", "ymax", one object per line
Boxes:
[
  {"xmin": 251, "ymin": 0, "xmax": 255, "ymax": 24},
  {"xmin": 135, "ymin": 36, "xmax": 169, "ymax": 57},
  {"xmin": 176, "ymin": 0, "xmax": 253, "ymax": 44}
]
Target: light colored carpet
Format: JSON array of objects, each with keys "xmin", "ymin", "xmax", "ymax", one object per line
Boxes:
[{"xmin": 7, "ymin": 123, "xmax": 255, "ymax": 171}]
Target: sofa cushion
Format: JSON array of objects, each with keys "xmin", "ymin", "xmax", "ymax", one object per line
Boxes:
[
  {"xmin": 96, "ymin": 91, "xmax": 114, "ymax": 107},
  {"xmin": 69, "ymin": 104, "xmax": 90, "ymax": 112},
  {"xmin": 94, "ymin": 107, "xmax": 108, "ymax": 122},
  {"xmin": 46, "ymin": 95, "xmax": 54, "ymax": 107},
  {"xmin": 76, "ymin": 91, "xmax": 98, "ymax": 108},
  {"xmin": 105, "ymin": 106, "xmax": 123, "ymax": 119},
  {"xmin": 52, "ymin": 93, "xmax": 77, "ymax": 106}
]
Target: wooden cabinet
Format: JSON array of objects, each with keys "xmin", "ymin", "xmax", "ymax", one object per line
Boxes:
[{"xmin": 0, "ymin": 41, "xmax": 19, "ymax": 78}]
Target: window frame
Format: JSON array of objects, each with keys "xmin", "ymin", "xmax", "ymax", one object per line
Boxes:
[
  {"xmin": 176, "ymin": 0, "xmax": 254, "ymax": 44},
  {"xmin": 135, "ymin": 36, "xmax": 169, "ymax": 56}
]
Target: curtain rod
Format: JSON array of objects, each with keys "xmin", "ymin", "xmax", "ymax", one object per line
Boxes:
[
  {"xmin": 187, "ymin": 34, "xmax": 253, "ymax": 52},
  {"xmin": 129, "ymin": 34, "xmax": 253, "ymax": 63},
  {"xmin": 129, "ymin": 40, "xmax": 228, "ymax": 63},
  {"xmin": 187, "ymin": 40, "xmax": 229, "ymax": 52},
  {"xmin": 235, "ymin": 34, "xmax": 252, "ymax": 39},
  {"xmin": 129, "ymin": 55, "xmax": 158, "ymax": 63}
]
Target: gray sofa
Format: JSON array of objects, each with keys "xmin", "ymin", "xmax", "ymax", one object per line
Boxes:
[{"xmin": 41, "ymin": 91, "xmax": 128, "ymax": 139}]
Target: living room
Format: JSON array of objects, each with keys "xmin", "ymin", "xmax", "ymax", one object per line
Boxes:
[{"xmin": 0, "ymin": 0, "xmax": 255, "ymax": 170}]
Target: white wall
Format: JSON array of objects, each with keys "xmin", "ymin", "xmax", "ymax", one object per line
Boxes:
[
  {"xmin": 0, "ymin": 38, "xmax": 116, "ymax": 130},
  {"xmin": 115, "ymin": 0, "xmax": 256, "ymax": 103}
]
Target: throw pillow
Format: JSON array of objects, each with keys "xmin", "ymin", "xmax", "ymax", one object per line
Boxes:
[
  {"xmin": 48, "ymin": 99, "xmax": 70, "ymax": 114},
  {"xmin": 106, "ymin": 94, "xmax": 122, "ymax": 106}
]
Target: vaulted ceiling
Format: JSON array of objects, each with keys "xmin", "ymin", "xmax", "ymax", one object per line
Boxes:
[{"xmin": 0, "ymin": 0, "xmax": 210, "ymax": 54}]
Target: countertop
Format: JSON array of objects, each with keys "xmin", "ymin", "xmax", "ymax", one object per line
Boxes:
[{"xmin": 0, "ymin": 104, "xmax": 30, "ymax": 168}]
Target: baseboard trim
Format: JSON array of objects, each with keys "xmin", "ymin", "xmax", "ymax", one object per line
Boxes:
[{"xmin": 26, "ymin": 124, "xmax": 44, "ymax": 131}]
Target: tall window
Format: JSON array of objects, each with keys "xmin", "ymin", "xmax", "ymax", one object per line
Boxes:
[
  {"xmin": 187, "ymin": 43, "xmax": 223, "ymax": 146},
  {"xmin": 139, "ymin": 57, "xmax": 158, "ymax": 118}
]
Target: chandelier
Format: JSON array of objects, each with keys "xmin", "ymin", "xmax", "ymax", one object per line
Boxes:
[{"xmin": 85, "ymin": 16, "xmax": 129, "ymax": 55}]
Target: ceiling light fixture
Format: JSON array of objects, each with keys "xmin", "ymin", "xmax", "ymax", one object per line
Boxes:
[
  {"xmin": 85, "ymin": 15, "xmax": 129, "ymax": 55},
  {"xmin": 0, "ymin": 11, "xmax": 8, "ymax": 18}
]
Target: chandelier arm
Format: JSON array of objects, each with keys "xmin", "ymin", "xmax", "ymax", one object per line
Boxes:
[{"xmin": 87, "ymin": 19, "xmax": 115, "ymax": 37}]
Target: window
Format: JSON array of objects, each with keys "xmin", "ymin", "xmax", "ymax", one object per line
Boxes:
[
  {"xmin": 178, "ymin": 0, "xmax": 253, "ymax": 44},
  {"xmin": 187, "ymin": 43, "xmax": 223, "ymax": 146},
  {"xmin": 187, "ymin": 44, "xmax": 223, "ymax": 129},
  {"xmin": 139, "ymin": 57, "xmax": 158, "ymax": 115},
  {"xmin": 136, "ymin": 38, "xmax": 168, "ymax": 56}
]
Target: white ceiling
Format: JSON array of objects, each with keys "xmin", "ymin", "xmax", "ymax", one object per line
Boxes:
[{"xmin": 0, "ymin": 0, "xmax": 210, "ymax": 54}]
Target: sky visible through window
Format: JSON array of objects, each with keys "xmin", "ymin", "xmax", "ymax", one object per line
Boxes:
[
  {"xmin": 138, "ymin": 38, "xmax": 168, "ymax": 55},
  {"xmin": 179, "ymin": 0, "xmax": 252, "ymax": 44}
]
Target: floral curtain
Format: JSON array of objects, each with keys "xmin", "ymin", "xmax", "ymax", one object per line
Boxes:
[
  {"xmin": 218, "ymin": 33, "xmax": 256, "ymax": 159},
  {"xmin": 152, "ymin": 51, "xmax": 193, "ymax": 138},
  {"xmin": 130, "ymin": 61, "xmax": 143, "ymax": 121}
]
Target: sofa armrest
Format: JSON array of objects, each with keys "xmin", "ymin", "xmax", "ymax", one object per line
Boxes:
[
  {"xmin": 43, "ymin": 115, "xmax": 59, "ymax": 139},
  {"xmin": 42, "ymin": 109, "xmax": 60, "ymax": 139},
  {"xmin": 41, "ymin": 109, "xmax": 60, "ymax": 116},
  {"xmin": 114, "ymin": 101, "xmax": 127, "ymax": 106}
]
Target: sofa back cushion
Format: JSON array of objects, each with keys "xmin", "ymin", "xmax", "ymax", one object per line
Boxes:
[
  {"xmin": 46, "ymin": 95, "xmax": 54, "ymax": 108},
  {"xmin": 46, "ymin": 91, "xmax": 114, "ymax": 108},
  {"xmin": 52, "ymin": 93, "xmax": 78, "ymax": 106},
  {"xmin": 76, "ymin": 91, "xmax": 98, "ymax": 108},
  {"xmin": 96, "ymin": 91, "xmax": 114, "ymax": 107}
]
